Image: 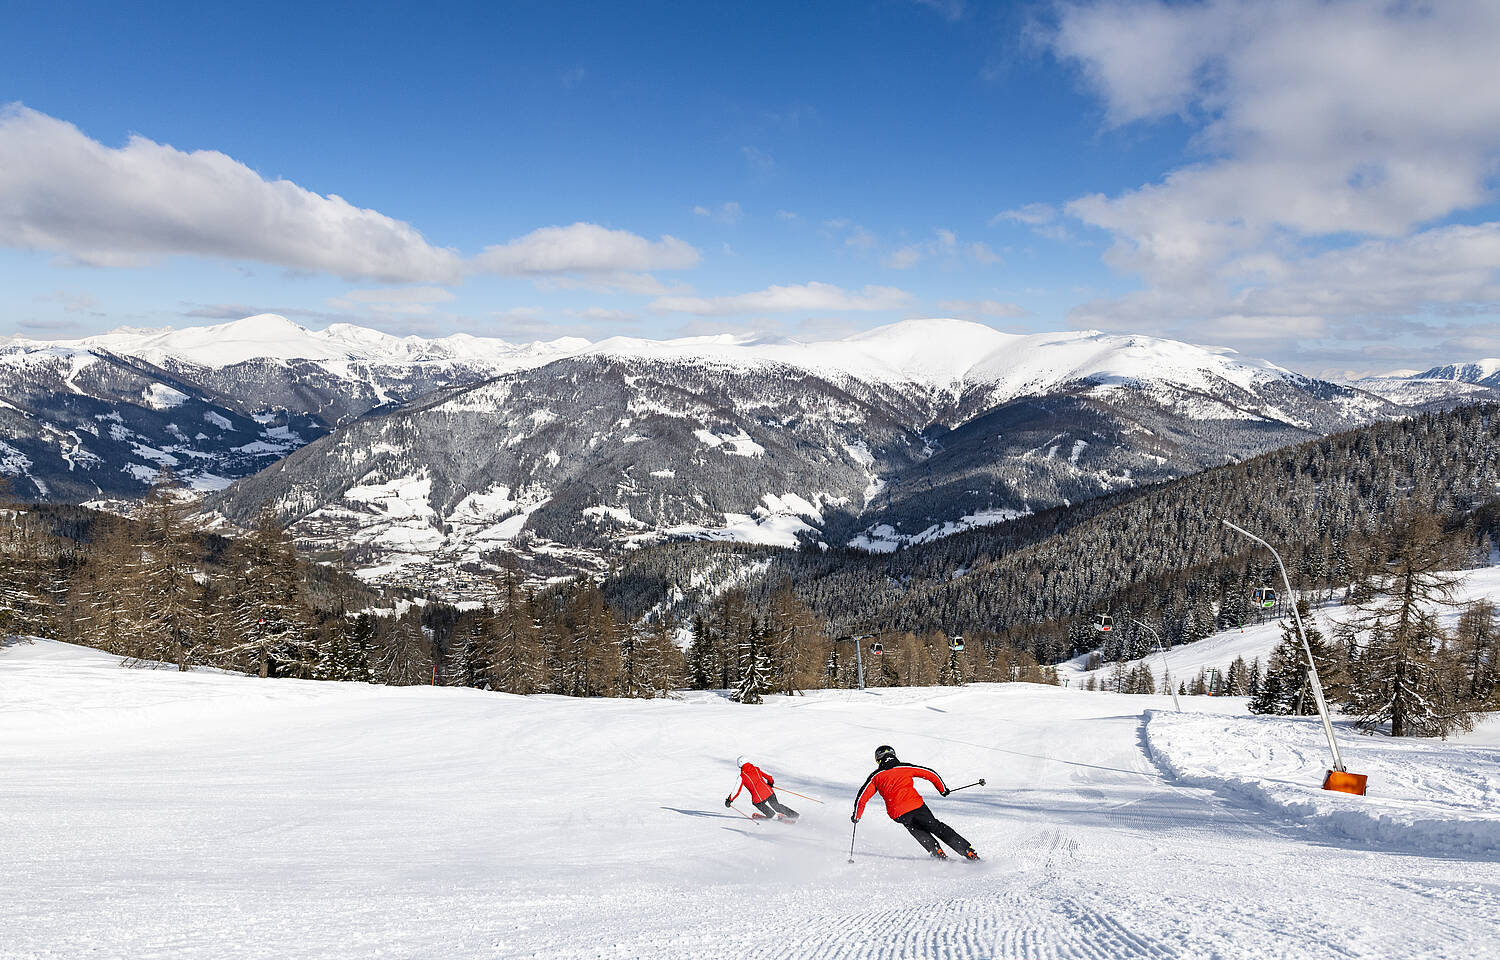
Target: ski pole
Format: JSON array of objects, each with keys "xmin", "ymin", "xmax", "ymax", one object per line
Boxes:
[
  {"xmin": 945, "ymin": 778, "xmax": 986, "ymax": 795},
  {"xmin": 775, "ymin": 788, "xmax": 823, "ymax": 804},
  {"xmin": 725, "ymin": 802, "xmax": 758, "ymax": 822},
  {"xmin": 847, "ymin": 820, "xmax": 859, "ymax": 863}
]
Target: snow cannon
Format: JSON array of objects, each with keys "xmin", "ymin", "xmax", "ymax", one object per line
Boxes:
[{"xmin": 1322, "ymin": 770, "xmax": 1368, "ymax": 796}]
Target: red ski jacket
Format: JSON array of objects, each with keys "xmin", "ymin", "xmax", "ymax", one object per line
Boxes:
[
  {"xmin": 729, "ymin": 762, "xmax": 775, "ymax": 804},
  {"xmin": 854, "ymin": 762, "xmax": 947, "ymax": 820}
]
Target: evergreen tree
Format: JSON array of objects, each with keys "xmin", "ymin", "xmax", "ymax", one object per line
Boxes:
[
  {"xmin": 1454, "ymin": 600, "xmax": 1499, "ymax": 707},
  {"xmin": 1345, "ymin": 507, "xmax": 1473, "ymax": 736},
  {"xmin": 1250, "ymin": 601, "xmax": 1335, "ymax": 715},
  {"xmin": 490, "ymin": 577, "xmax": 544, "ymax": 694},
  {"xmin": 731, "ymin": 619, "xmax": 772, "ymax": 704},
  {"xmin": 131, "ymin": 471, "xmax": 204, "ymax": 671},
  {"xmin": 377, "ymin": 609, "xmax": 432, "ymax": 685}
]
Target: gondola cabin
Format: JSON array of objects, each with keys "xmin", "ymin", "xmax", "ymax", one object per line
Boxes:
[
  {"xmin": 1093, "ymin": 614, "xmax": 1113, "ymax": 633},
  {"xmin": 1252, "ymin": 587, "xmax": 1277, "ymax": 608},
  {"xmin": 948, "ymin": 635, "xmax": 965, "ymax": 652},
  {"xmin": 870, "ymin": 641, "xmax": 884, "ymax": 656}
]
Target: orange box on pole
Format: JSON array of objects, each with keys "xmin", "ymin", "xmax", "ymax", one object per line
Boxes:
[{"xmin": 1322, "ymin": 770, "xmax": 1368, "ymax": 795}]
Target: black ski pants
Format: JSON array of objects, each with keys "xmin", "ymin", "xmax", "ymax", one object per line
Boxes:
[
  {"xmin": 895, "ymin": 803, "xmax": 970, "ymax": 855},
  {"xmin": 753, "ymin": 793, "xmax": 798, "ymax": 818}
]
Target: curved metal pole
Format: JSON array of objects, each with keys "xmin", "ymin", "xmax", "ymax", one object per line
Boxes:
[
  {"xmin": 1223, "ymin": 519, "xmax": 1345, "ymax": 772},
  {"xmin": 1130, "ymin": 619, "xmax": 1182, "ymax": 712}
]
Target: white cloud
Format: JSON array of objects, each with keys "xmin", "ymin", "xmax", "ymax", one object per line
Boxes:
[
  {"xmin": 775, "ymin": 210, "xmax": 799, "ymax": 221},
  {"xmin": 0, "ymin": 105, "xmax": 703, "ymax": 286},
  {"xmin": 0, "ymin": 104, "xmax": 465, "ymax": 283},
  {"xmin": 742, "ymin": 146, "xmax": 775, "ymax": 172},
  {"xmin": 992, "ymin": 203, "xmax": 1055, "ymax": 227},
  {"xmin": 693, "ymin": 201, "xmax": 743, "ymax": 225},
  {"xmin": 937, "ymin": 299, "xmax": 1030, "ymax": 319},
  {"xmin": 1049, "ymin": 0, "xmax": 1500, "ymax": 360},
  {"xmin": 342, "ymin": 287, "xmax": 455, "ymax": 305},
  {"xmin": 884, "ymin": 246, "xmax": 925, "ymax": 270},
  {"xmin": 651, "ymin": 281, "xmax": 913, "ymax": 316},
  {"xmin": 473, "ymin": 222, "xmax": 700, "ymax": 275},
  {"xmin": 970, "ymin": 242, "xmax": 1004, "ymax": 265},
  {"xmin": 538, "ymin": 272, "xmax": 687, "ymax": 296},
  {"xmin": 844, "ymin": 226, "xmax": 878, "ymax": 251},
  {"xmin": 573, "ymin": 306, "xmax": 638, "ymax": 323},
  {"xmin": 882, "ymin": 228, "xmax": 971, "ymax": 269},
  {"xmin": 330, "ymin": 286, "xmax": 457, "ymax": 316},
  {"xmin": 1070, "ymin": 221, "xmax": 1500, "ymax": 338}
]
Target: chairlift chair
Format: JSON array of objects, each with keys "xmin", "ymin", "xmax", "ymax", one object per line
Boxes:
[
  {"xmin": 871, "ymin": 640, "xmax": 884, "ymax": 656},
  {"xmin": 1093, "ymin": 614, "xmax": 1113, "ymax": 633},
  {"xmin": 1252, "ymin": 587, "xmax": 1277, "ymax": 608},
  {"xmin": 948, "ymin": 635, "xmax": 965, "ymax": 652}
]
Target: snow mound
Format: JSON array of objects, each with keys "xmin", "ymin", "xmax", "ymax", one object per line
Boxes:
[{"xmin": 1145, "ymin": 710, "xmax": 1500, "ymax": 856}]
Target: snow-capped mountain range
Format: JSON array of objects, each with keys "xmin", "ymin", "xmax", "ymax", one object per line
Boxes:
[{"xmin": 3, "ymin": 314, "xmax": 1493, "ymax": 589}]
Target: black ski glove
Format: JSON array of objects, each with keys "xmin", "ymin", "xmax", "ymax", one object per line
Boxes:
[
  {"xmin": 850, "ymin": 814, "xmax": 860, "ymax": 823},
  {"xmin": 724, "ymin": 797, "xmax": 732, "ymax": 808},
  {"xmin": 940, "ymin": 789, "xmax": 950, "ymax": 797}
]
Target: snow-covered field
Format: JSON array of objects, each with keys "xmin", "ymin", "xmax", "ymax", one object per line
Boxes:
[
  {"xmin": 4, "ymin": 639, "xmax": 1499, "ymax": 959},
  {"xmin": 1060, "ymin": 564, "xmax": 1500, "ymax": 691}
]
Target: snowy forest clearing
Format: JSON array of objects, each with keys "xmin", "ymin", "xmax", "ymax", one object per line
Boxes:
[
  {"xmin": 4, "ymin": 640, "xmax": 1499, "ymax": 960},
  {"xmin": 1059, "ymin": 563, "xmax": 1500, "ymax": 693}
]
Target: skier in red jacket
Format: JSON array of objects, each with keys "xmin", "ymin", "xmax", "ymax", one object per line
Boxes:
[
  {"xmin": 725, "ymin": 756, "xmax": 799, "ymax": 821},
  {"xmin": 852, "ymin": 745, "xmax": 979, "ymax": 860}
]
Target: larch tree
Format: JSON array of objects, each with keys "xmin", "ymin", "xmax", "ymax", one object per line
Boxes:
[
  {"xmin": 1345, "ymin": 506, "xmax": 1472, "ymax": 737},
  {"xmin": 132, "ymin": 470, "xmax": 204, "ymax": 671}
]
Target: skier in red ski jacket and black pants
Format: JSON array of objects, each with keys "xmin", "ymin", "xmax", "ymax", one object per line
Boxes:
[
  {"xmin": 852, "ymin": 745, "xmax": 979, "ymax": 860},
  {"xmin": 726, "ymin": 756, "xmax": 799, "ymax": 821}
]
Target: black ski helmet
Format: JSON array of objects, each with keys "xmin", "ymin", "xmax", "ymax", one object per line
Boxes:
[{"xmin": 874, "ymin": 744, "xmax": 897, "ymax": 764}]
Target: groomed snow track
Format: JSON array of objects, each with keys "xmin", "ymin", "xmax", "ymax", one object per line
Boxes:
[{"xmin": 3, "ymin": 640, "xmax": 1497, "ymax": 960}]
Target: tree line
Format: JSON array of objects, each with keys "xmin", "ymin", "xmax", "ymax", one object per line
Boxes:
[
  {"xmin": 0, "ymin": 473, "xmax": 1051, "ymax": 701},
  {"xmin": 1080, "ymin": 505, "xmax": 1499, "ymax": 736}
]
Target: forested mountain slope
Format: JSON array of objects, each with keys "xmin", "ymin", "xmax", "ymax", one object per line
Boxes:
[{"xmin": 608, "ymin": 404, "xmax": 1500, "ymax": 663}]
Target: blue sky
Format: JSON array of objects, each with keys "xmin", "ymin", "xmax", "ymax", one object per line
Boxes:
[{"xmin": 3, "ymin": 0, "xmax": 1499, "ymax": 376}]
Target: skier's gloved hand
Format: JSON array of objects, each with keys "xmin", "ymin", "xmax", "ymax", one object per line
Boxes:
[
  {"xmin": 940, "ymin": 789, "xmax": 950, "ymax": 797},
  {"xmin": 850, "ymin": 814, "xmax": 859, "ymax": 823},
  {"xmin": 724, "ymin": 798, "xmax": 732, "ymax": 808}
]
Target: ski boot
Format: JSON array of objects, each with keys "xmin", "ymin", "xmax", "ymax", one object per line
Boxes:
[
  {"xmin": 929, "ymin": 848, "xmax": 949, "ymax": 860},
  {"xmin": 963, "ymin": 847, "xmax": 982, "ymax": 861}
]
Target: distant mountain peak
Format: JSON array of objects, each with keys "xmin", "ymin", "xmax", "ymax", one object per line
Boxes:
[{"xmin": 1413, "ymin": 359, "xmax": 1500, "ymax": 385}]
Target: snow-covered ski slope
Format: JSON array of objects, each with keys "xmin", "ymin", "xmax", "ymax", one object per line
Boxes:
[
  {"xmin": 3, "ymin": 639, "xmax": 1498, "ymax": 960},
  {"xmin": 1060, "ymin": 564, "xmax": 1500, "ymax": 690}
]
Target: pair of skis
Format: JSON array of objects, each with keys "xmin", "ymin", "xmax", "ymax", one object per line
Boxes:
[{"xmin": 727, "ymin": 785, "xmax": 822, "ymax": 823}]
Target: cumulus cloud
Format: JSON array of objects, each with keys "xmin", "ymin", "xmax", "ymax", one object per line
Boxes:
[
  {"xmin": 1048, "ymin": 0, "xmax": 1500, "ymax": 363},
  {"xmin": 651, "ymin": 281, "xmax": 913, "ymax": 316},
  {"xmin": 0, "ymin": 104, "xmax": 703, "ymax": 285},
  {"xmin": 0, "ymin": 104, "xmax": 465, "ymax": 283},
  {"xmin": 472, "ymin": 222, "xmax": 700, "ymax": 275},
  {"xmin": 1069, "ymin": 221, "xmax": 1500, "ymax": 339}
]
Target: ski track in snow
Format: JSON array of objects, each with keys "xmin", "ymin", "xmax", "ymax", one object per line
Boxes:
[{"xmin": 2, "ymin": 640, "xmax": 1498, "ymax": 959}]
